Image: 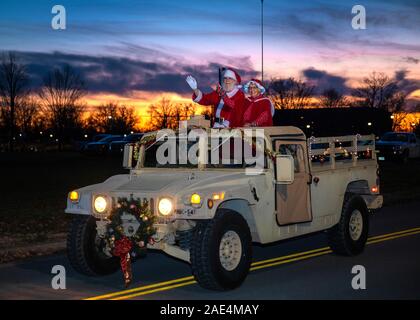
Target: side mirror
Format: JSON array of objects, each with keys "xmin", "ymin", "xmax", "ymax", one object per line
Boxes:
[
  {"xmin": 275, "ymin": 155, "xmax": 295, "ymax": 184},
  {"xmin": 123, "ymin": 144, "xmax": 134, "ymax": 169}
]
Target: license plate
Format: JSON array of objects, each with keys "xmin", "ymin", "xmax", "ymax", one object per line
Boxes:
[{"xmin": 378, "ymin": 156, "xmax": 385, "ymax": 161}]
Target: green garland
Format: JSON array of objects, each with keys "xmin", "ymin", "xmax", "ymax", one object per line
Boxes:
[{"xmin": 106, "ymin": 197, "xmax": 157, "ymax": 246}]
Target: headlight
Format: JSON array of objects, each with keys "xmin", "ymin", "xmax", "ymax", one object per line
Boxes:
[
  {"xmin": 69, "ymin": 191, "xmax": 79, "ymax": 203},
  {"xmin": 191, "ymin": 193, "xmax": 201, "ymax": 205},
  {"xmin": 158, "ymin": 198, "xmax": 173, "ymax": 216},
  {"xmin": 94, "ymin": 196, "xmax": 108, "ymax": 213}
]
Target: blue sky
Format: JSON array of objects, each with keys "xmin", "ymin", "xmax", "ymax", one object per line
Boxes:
[{"xmin": 0, "ymin": 0, "xmax": 419, "ymax": 107}]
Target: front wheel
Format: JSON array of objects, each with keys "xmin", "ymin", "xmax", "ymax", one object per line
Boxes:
[
  {"xmin": 67, "ymin": 215, "xmax": 120, "ymax": 276},
  {"xmin": 190, "ymin": 209, "xmax": 252, "ymax": 291},
  {"xmin": 327, "ymin": 195, "xmax": 369, "ymax": 256}
]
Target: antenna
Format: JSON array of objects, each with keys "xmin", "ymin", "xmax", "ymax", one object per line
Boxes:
[{"xmin": 261, "ymin": 0, "xmax": 264, "ymax": 82}]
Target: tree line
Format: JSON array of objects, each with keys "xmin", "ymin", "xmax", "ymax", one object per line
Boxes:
[{"xmin": 0, "ymin": 52, "xmax": 416, "ymax": 152}]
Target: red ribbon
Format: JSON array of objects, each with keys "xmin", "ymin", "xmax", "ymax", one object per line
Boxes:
[{"xmin": 113, "ymin": 237, "xmax": 133, "ymax": 287}]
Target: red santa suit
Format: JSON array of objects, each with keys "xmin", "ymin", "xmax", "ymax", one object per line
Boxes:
[
  {"xmin": 243, "ymin": 79, "xmax": 274, "ymax": 127},
  {"xmin": 243, "ymin": 95, "xmax": 273, "ymax": 126},
  {"xmin": 192, "ymin": 69, "xmax": 246, "ymax": 128}
]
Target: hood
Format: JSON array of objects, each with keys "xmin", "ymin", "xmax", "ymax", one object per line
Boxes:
[{"xmin": 78, "ymin": 170, "xmax": 255, "ymax": 197}]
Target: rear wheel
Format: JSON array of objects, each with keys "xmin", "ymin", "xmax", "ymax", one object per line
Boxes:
[
  {"xmin": 190, "ymin": 209, "xmax": 252, "ymax": 291},
  {"xmin": 67, "ymin": 215, "xmax": 120, "ymax": 276},
  {"xmin": 327, "ymin": 195, "xmax": 369, "ymax": 256}
]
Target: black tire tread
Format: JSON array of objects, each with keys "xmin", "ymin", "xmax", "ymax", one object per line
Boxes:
[
  {"xmin": 67, "ymin": 215, "xmax": 97, "ymax": 276},
  {"xmin": 327, "ymin": 195, "xmax": 368, "ymax": 256},
  {"xmin": 190, "ymin": 209, "xmax": 252, "ymax": 291}
]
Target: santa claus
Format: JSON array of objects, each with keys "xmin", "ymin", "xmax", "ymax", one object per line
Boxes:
[
  {"xmin": 185, "ymin": 68, "xmax": 246, "ymax": 128},
  {"xmin": 243, "ymin": 79, "xmax": 274, "ymax": 127}
]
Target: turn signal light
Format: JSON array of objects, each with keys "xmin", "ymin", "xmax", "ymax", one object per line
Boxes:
[{"xmin": 371, "ymin": 186, "xmax": 379, "ymax": 193}]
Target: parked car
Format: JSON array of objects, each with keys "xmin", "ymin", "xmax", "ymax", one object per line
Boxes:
[
  {"xmin": 109, "ymin": 133, "xmax": 144, "ymax": 155},
  {"xmin": 79, "ymin": 134, "xmax": 112, "ymax": 152},
  {"xmin": 376, "ymin": 132, "xmax": 420, "ymax": 162},
  {"xmin": 83, "ymin": 135, "xmax": 123, "ymax": 155}
]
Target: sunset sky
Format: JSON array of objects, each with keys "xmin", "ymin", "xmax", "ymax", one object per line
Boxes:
[{"xmin": 0, "ymin": 0, "xmax": 419, "ymax": 123}]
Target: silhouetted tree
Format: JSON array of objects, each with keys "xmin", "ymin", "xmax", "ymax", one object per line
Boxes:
[
  {"xmin": 353, "ymin": 72, "xmax": 399, "ymax": 110},
  {"xmin": 38, "ymin": 65, "xmax": 85, "ymax": 150},
  {"xmin": 268, "ymin": 77, "xmax": 314, "ymax": 109},
  {"xmin": 319, "ymin": 88, "xmax": 348, "ymax": 108},
  {"xmin": 0, "ymin": 52, "xmax": 28, "ymax": 151},
  {"xmin": 86, "ymin": 102, "xmax": 138, "ymax": 134}
]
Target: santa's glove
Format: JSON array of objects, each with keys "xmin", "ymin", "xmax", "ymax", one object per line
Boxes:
[
  {"xmin": 213, "ymin": 122, "xmax": 226, "ymax": 129},
  {"xmin": 186, "ymin": 75, "xmax": 198, "ymax": 90}
]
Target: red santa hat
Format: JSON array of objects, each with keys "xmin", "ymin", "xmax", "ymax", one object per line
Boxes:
[
  {"xmin": 223, "ymin": 68, "xmax": 241, "ymax": 84},
  {"xmin": 244, "ymin": 78, "xmax": 266, "ymax": 94}
]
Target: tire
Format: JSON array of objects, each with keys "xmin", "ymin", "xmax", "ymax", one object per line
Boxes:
[
  {"xmin": 327, "ymin": 195, "xmax": 369, "ymax": 256},
  {"xmin": 190, "ymin": 209, "xmax": 252, "ymax": 291},
  {"xmin": 67, "ymin": 215, "xmax": 120, "ymax": 276}
]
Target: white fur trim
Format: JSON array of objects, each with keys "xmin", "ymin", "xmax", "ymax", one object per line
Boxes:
[
  {"xmin": 223, "ymin": 69, "xmax": 237, "ymax": 81},
  {"xmin": 215, "ymin": 99, "xmax": 224, "ymax": 118},
  {"xmin": 193, "ymin": 90, "xmax": 203, "ymax": 103},
  {"xmin": 244, "ymin": 80, "xmax": 265, "ymax": 94},
  {"xmin": 226, "ymin": 87, "xmax": 239, "ymax": 98},
  {"xmin": 213, "ymin": 122, "xmax": 225, "ymax": 129}
]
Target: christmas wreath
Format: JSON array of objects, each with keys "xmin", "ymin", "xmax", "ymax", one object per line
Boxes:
[{"xmin": 105, "ymin": 197, "xmax": 157, "ymax": 287}]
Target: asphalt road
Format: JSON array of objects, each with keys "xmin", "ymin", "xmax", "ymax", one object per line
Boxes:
[{"xmin": 1, "ymin": 201, "xmax": 419, "ymax": 300}]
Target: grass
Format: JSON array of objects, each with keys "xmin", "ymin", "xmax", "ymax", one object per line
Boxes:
[{"xmin": 0, "ymin": 152, "xmax": 126, "ymax": 238}]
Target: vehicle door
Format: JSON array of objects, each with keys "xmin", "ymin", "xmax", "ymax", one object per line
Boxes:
[{"xmin": 274, "ymin": 140, "xmax": 313, "ymax": 226}]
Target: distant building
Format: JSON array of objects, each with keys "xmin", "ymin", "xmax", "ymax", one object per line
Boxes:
[{"xmin": 273, "ymin": 107, "xmax": 392, "ymax": 137}]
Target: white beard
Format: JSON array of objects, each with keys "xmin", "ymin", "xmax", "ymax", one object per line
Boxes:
[{"xmin": 223, "ymin": 82, "xmax": 236, "ymax": 92}]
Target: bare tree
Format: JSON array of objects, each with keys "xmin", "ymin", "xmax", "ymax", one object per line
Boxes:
[
  {"xmin": 173, "ymin": 102, "xmax": 197, "ymax": 124},
  {"xmin": 146, "ymin": 98, "xmax": 198, "ymax": 131},
  {"xmin": 147, "ymin": 97, "xmax": 175, "ymax": 130},
  {"xmin": 319, "ymin": 88, "xmax": 348, "ymax": 108},
  {"xmin": 15, "ymin": 96, "xmax": 40, "ymax": 137},
  {"xmin": 86, "ymin": 102, "xmax": 138, "ymax": 134},
  {"xmin": 0, "ymin": 52, "xmax": 28, "ymax": 151},
  {"xmin": 353, "ymin": 72, "xmax": 399, "ymax": 109},
  {"xmin": 268, "ymin": 77, "xmax": 314, "ymax": 109},
  {"xmin": 38, "ymin": 65, "xmax": 85, "ymax": 150}
]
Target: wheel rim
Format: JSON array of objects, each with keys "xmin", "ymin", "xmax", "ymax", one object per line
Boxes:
[
  {"xmin": 349, "ymin": 209, "xmax": 363, "ymax": 241},
  {"xmin": 219, "ymin": 230, "xmax": 242, "ymax": 271}
]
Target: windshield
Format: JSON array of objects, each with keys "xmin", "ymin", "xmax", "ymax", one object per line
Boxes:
[
  {"xmin": 142, "ymin": 135, "xmax": 266, "ymax": 169},
  {"xmin": 381, "ymin": 133, "xmax": 408, "ymax": 142}
]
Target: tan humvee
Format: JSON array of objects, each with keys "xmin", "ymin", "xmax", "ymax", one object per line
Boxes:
[{"xmin": 66, "ymin": 119, "xmax": 382, "ymax": 290}]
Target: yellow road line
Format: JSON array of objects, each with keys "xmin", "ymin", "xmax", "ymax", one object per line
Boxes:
[
  {"xmin": 367, "ymin": 226, "xmax": 420, "ymax": 241},
  {"xmin": 367, "ymin": 230, "xmax": 420, "ymax": 245},
  {"xmin": 85, "ymin": 226, "xmax": 420, "ymax": 300},
  {"xmin": 251, "ymin": 246, "xmax": 330, "ymax": 267},
  {"xmin": 110, "ymin": 280, "xmax": 198, "ymax": 300},
  {"xmin": 250, "ymin": 249, "xmax": 332, "ymax": 272},
  {"xmin": 85, "ymin": 276, "xmax": 194, "ymax": 300}
]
